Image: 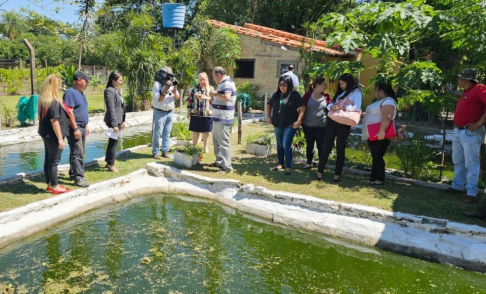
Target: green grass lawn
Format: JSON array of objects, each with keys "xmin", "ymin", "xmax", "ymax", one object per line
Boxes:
[
  {"xmin": 0, "ymin": 122, "xmax": 483, "ymax": 228},
  {"xmin": 0, "ymin": 91, "xmax": 105, "ymax": 129}
]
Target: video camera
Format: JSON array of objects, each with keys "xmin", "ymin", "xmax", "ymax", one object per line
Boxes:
[{"xmin": 154, "ymin": 69, "xmax": 178, "ymax": 86}]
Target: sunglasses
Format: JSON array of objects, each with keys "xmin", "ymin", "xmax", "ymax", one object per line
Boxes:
[{"xmin": 278, "ymin": 83, "xmax": 288, "ymax": 87}]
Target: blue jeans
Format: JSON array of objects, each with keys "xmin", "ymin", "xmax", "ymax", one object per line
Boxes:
[
  {"xmin": 152, "ymin": 109, "xmax": 173, "ymax": 155},
  {"xmin": 451, "ymin": 126, "xmax": 485, "ymax": 196},
  {"xmin": 274, "ymin": 126, "xmax": 297, "ymax": 168}
]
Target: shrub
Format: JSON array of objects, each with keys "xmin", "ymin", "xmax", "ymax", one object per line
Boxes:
[
  {"xmin": 393, "ymin": 140, "xmax": 440, "ymax": 180},
  {"xmin": 1, "ymin": 102, "xmax": 13, "ymax": 126},
  {"xmin": 292, "ymin": 130, "xmax": 306, "ymax": 157},
  {"xmin": 176, "ymin": 144, "xmax": 204, "ymax": 155},
  {"xmin": 171, "ymin": 121, "xmax": 191, "ymax": 140},
  {"xmin": 246, "ymin": 133, "xmax": 274, "ymax": 146}
]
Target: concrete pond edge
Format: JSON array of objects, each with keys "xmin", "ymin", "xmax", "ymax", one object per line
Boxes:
[{"xmin": 0, "ymin": 162, "xmax": 485, "ymax": 273}]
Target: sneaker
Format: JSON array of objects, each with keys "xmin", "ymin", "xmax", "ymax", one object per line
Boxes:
[
  {"xmin": 153, "ymin": 154, "xmax": 162, "ymax": 160},
  {"xmin": 162, "ymin": 151, "xmax": 170, "ymax": 158},
  {"xmin": 74, "ymin": 178, "xmax": 90, "ymax": 187}
]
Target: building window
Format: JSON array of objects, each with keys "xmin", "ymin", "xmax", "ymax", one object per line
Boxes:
[
  {"xmin": 277, "ymin": 60, "xmax": 298, "ymax": 77},
  {"xmin": 235, "ymin": 59, "xmax": 255, "ymax": 78}
]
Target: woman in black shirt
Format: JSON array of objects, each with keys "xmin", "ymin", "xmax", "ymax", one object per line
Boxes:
[
  {"xmin": 38, "ymin": 75, "xmax": 72, "ymax": 194},
  {"xmin": 266, "ymin": 75, "xmax": 305, "ymax": 175}
]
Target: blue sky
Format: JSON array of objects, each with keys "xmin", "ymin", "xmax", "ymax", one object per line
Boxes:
[{"xmin": 1, "ymin": 0, "xmax": 103, "ymax": 24}]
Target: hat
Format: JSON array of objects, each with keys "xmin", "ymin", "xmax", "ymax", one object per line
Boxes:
[
  {"xmin": 458, "ymin": 68, "xmax": 478, "ymax": 83},
  {"xmin": 73, "ymin": 71, "xmax": 92, "ymax": 81}
]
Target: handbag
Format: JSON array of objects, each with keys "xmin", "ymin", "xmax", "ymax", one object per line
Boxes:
[{"xmin": 327, "ymin": 95, "xmax": 361, "ymax": 127}]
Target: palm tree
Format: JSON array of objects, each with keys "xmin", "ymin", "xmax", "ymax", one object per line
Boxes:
[
  {"xmin": 0, "ymin": 10, "xmax": 27, "ymax": 40},
  {"xmin": 74, "ymin": 0, "xmax": 97, "ymax": 70}
]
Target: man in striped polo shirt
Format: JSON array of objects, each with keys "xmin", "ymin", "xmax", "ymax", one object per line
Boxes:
[{"xmin": 209, "ymin": 66, "xmax": 237, "ymax": 174}]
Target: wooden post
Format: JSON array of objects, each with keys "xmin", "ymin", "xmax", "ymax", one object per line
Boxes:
[
  {"xmin": 23, "ymin": 39, "xmax": 37, "ymax": 95},
  {"xmin": 237, "ymin": 101, "xmax": 242, "ymax": 144},
  {"xmin": 263, "ymin": 93, "xmax": 268, "ymax": 122}
]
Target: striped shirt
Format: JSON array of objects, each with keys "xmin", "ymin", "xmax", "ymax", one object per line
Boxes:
[{"xmin": 212, "ymin": 77, "xmax": 237, "ymax": 124}]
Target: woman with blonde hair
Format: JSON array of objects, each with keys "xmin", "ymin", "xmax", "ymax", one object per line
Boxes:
[
  {"xmin": 38, "ymin": 74, "xmax": 75, "ymax": 194},
  {"xmin": 187, "ymin": 72, "xmax": 214, "ymax": 153}
]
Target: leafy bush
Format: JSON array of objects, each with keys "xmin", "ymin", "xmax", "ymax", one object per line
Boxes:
[
  {"xmin": 246, "ymin": 133, "xmax": 274, "ymax": 146},
  {"xmin": 1, "ymin": 102, "xmax": 13, "ymax": 126},
  {"xmin": 171, "ymin": 121, "xmax": 191, "ymax": 140},
  {"xmin": 292, "ymin": 130, "xmax": 306, "ymax": 157},
  {"xmin": 393, "ymin": 140, "xmax": 441, "ymax": 180},
  {"xmin": 176, "ymin": 144, "xmax": 204, "ymax": 156},
  {"xmin": 60, "ymin": 64, "xmax": 77, "ymax": 89},
  {"xmin": 237, "ymin": 82, "xmax": 261, "ymax": 100},
  {"xmin": 0, "ymin": 68, "xmax": 28, "ymax": 95}
]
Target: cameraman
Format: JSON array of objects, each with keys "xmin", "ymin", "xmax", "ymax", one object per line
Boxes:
[{"xmin": 152, "ymin": 66, "xmax": 180, "ymax": 159}]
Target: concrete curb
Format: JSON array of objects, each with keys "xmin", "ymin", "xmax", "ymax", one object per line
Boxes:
[{"xmin": 0, "ymin": 163, "xmax": 485, "ymax": 272}]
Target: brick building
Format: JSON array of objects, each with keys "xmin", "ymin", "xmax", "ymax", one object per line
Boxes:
[{"xmin": 207, "ymin": 20, "xmax": 379, "ymax": 106}]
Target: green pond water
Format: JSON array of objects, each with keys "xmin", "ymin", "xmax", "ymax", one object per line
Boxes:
[{"xmin": 0, "ymin": 195, "xmax": 484, "ymax": 293}]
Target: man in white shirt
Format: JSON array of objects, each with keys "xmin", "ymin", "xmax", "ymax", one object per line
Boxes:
[
  {"xmin": 281, "ymin": 64, "xmax": 299, "ymax": 87},
  {"xmin": 152, "ymin": 66, "xmax": 180, "ymax": 159}
]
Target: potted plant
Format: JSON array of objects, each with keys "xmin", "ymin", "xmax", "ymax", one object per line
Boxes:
[
  {"xmin": 173, "ymin": 144, "xmax": 204, "ymax": 168},
  {"xmin": 171, "ymin": 121, "xmax": 192, "ymax": 146},
  {"xmin": 246, "ymin": 133, "xmax": 274, "ymax": 157}
]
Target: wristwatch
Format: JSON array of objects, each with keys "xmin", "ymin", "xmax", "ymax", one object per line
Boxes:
[{"xmin": 73, "ymin": 128, "xmax": 79, "ymax": 132}]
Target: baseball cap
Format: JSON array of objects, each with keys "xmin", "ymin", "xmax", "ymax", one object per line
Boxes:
[
  {"xmin": 457, "ymin": 68, "xmax": 478, "ymax": 83},
  {"xmin": 73, "ymin": 71, "xmax": 92, "ymax": 81}
]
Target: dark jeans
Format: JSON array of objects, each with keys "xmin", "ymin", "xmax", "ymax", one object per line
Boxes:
[
  {"xmin": 274, "ymin": 126, "xmax": 297, "ymax": 168},
  {"xmin": 302, "ymin": 124, "xmax": 326, "ymax": 165},
  {"xmin": 43, "ymin": 136, "xmax": 63, "ymax": 186},
  {"xmin": 368, "ymin": 139, "xmax": 391, "ymax": 182},
  {"xmin": 318, "ymin": 119, "xmax": 351, "ymax": 175},
  {"xmin": 68, "ymin": 126, "xmax": 86, "ymax": 180},
  {"xmin": 105, "ymin": 137, "xmax": 119, "ymax": 165}
]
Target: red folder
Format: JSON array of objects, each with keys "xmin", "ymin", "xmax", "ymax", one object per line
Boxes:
[{"xmin": 367, "ymin": 121, "xmax": 396, "ymax": 141}]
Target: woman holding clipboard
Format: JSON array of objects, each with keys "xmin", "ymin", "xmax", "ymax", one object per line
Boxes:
[{"xmin": 361, "ymin": 83, "xmax": 397, "ymax": 185}]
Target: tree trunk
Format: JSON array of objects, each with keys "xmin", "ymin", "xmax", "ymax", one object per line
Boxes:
[{"xmin": 78, "ymin": 48, "xmax": 82, "ymax": 70}]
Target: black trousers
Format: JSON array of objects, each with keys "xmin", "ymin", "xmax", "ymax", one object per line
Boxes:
[
  {"xmin": 43, "ymin": 136, "xmax": 64, "ymax": 186},
  {"xmin": 105, "ymin": 137, "xmax": 119, "ymax": 165},
  {"xmin": 302, "ymin": 124, "xmax": 326, "ymax": 165},
  {"xmin": 317, "ymin": 119, "xmax": 351, "ymax": 175},
  {"xmin": 367, "ymin": 139, "xmax": 391, "ymax": 182}
]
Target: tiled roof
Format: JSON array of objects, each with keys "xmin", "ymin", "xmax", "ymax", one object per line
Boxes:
[{"xmin": 207, "ymin": 20, "xmax": 351, "ymax": 56}]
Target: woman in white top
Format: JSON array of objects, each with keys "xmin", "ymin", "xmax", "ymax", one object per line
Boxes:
[
  {"xmin": 317, "ymin": 73, "xmax": 362, "ymax": 182},
  {"xmin": 362, "ymin": 83, "xmax": 397, "ymax": 185}
]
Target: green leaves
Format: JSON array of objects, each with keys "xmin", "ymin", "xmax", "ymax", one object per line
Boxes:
[
  {"xmin": 368, "ymin": 33, "xmax": 410, "ymax": 57},
  {"xmin": 307, "ymin": 60, "xmax": 364, "ymax": 81},
  {"xmin": 210, "ymin": 27, "xmax": 241, "ymax": 70},
  {"xmin": 396, "ymin": 61, "xmax": 443, "ymax": 90}
]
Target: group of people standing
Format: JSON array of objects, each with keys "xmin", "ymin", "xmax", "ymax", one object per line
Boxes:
[
  {"xmin": 151, "ymin": 66, "xmax": 237, "ymax": 174},
  {"xmin": 38, "ymin": 71, "xmax": 126, "ymax": 194},
  {"xmin": 36, "ymin": 65, "xmax": 486, "ymax": 220},
  {"xmin": 266, "ymin": 71, "xmax": 397, "ymax": 185}
]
